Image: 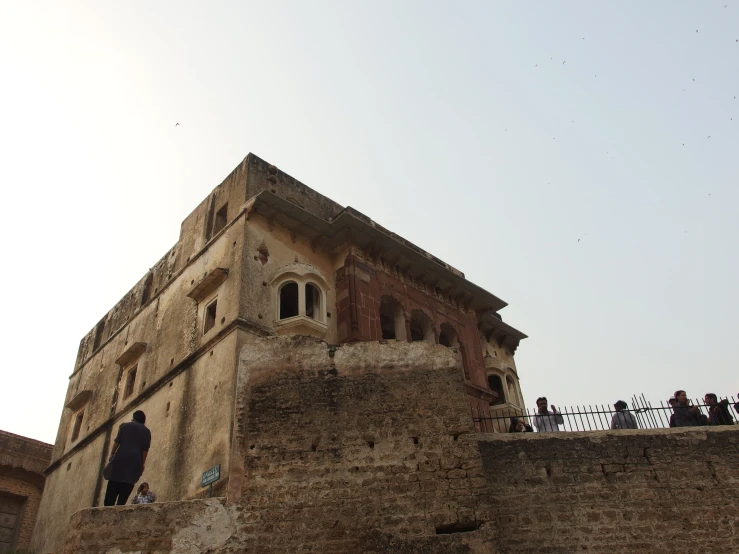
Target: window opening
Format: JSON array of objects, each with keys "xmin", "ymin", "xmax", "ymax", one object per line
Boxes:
[
  {"xmin": 380, "ymin": 311, "xmax": 396, "ymax": 340},
  {"xmin": 204, "ymin": 299, "xmax": 218, "ymax": 334},
  {"xmin": 410, "ymin": 310, "xmax": 433, "ymax": 343},
  {"xmin": 123, "ymin": 365, "xmax": 138, "ymax": 399},
  {"xmin": 305, "ymin": 283, "xmax": 322, "ymax": 320},
  {"xmin": 213, "ymin": 203, "xmax": 228, "ymax": 235},
  {"xmin": 439, "ymin": 323, "xmax": 459, "ymax": 348},
  {"xmin": 279, "ymin": 282, "xmax": 299, "ymax": 319},
  {"xmin": 380, "ymin": 296, "xmax": 405, "ymax": 340},
  {"xmin": 487, "ymin": 374, "xmax": 505, "ymax": 405},
  {"xmin": 141, "ymin": 273, "xmax": 153, "ymax": 306},
  {"xmin": 71, "ymin": 411, "xmax": 84, "ymax": 441}
]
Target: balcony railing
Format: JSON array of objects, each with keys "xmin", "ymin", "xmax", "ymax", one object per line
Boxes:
[{"xmin": 473, "ymin": 394, "xmax": 739, "ymax": 433}]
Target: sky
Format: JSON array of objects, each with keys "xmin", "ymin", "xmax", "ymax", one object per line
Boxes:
[{"xmin": 0, "ymin": 1, "xmax": 737, "ymax": 443}]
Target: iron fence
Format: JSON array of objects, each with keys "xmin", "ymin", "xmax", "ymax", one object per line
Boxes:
[{"xmin": 472, "ymin": 394, "xmax": 739, "ymax": 433}]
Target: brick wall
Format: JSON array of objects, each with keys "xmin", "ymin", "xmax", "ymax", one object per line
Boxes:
[
  {"xmin": 334, "ymin": 252, "xmax": 493, "ymax": 417},
  {"xmin": 60, "ymin": 339, "xmax": 739, "ymax": 554},
  {"xmin": 0, "ymin": 430, "xmax": 51, "ymax": 551},
  {"xmin": 0, "ymin": 469, "xmax": 45, "ymax": 550}
]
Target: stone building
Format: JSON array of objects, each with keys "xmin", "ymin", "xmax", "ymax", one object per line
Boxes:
[
  {"xmin": 0, "ymin": 430, "xmax": 52, "ymax": 551},
  {"xmin": 33, "ymin": 153, "xmax": 526, "ymax": 553}
]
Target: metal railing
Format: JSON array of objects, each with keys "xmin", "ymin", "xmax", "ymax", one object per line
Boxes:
[{"xmin": 473, "ymin": 394, "xmax": 739, "ymax": 433}]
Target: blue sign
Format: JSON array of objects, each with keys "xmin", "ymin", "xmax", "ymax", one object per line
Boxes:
[{"xmin": 201, "ymin": 464, "xmax": 221, "ymax": 488}]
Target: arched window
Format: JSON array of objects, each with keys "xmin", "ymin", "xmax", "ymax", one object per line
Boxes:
[
  {"xmin": 487, "ymin": 374, "xmax": 505, "ymax": 405},
  {"xmin": 380, "ymin": 296, "xmax": 406, "ymax": 341},
  {"xmin": 305, "ymin": 282, "xmax": 322, "ymax": 321},
  {"xmin": 438, "ymin": 323, "xmax": 459, "ymax": 348},
  {"xmin": 279, "ymin": 282, "xmax": 299, "ymax": 319},
  {"xmin": 271, "ymin": 265, "xmax": 329, "ymax": 337},
  {"xmin": 410, "ymin": 310, "xmax": 434, "ymax": 343}
]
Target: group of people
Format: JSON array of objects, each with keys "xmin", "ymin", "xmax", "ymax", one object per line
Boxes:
[
  {"xmin": 668, "ymin": 390, "xmax": 737, "ymax": 427},
  {"xmin": 508, "ymin": 392, "xmax": 738, "ymax": 433},
  {"xmin": 103, "ymin": 410, "xmax": 156, "ymax": 506}
]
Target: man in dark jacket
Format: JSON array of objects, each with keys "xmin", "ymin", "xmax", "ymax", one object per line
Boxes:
[
  {"xmin": 672, "ymin": 390, "xmax": 703, "ymax": 427},
  {"xmin": 704, "ymin": 393, "xmax": 734, "ymax": 426},
  {"xmin": 104, "ymin": 410, "xmax": 151, "ymax": 506}
]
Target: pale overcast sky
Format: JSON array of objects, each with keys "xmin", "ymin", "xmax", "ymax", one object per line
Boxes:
[{"xmin": 1, "ymin": 1, "xmax": 737, "ymax": 443}]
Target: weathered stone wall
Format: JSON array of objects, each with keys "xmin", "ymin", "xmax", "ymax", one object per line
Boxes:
[
  {"xmin": 60, "ymin": 339, "xmax": 739, "ymax": 554},
  {"xmin": 226, "ymin": 337, "xmax": 483, "ymax": 553},
  {"xmin": 63, "ymin": 499, "xmax": 234, "ymax": 554},
  {"xmin": 34, "ymin": 219, "xmax": 247, "ymax": 554},
  {"xmin": 478, "ymin": 427, "xmax": 739, "ymax": 553}
]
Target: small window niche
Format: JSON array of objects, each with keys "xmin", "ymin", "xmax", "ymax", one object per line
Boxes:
[
  {"xmin": 213, "ymin": 203, "xmax": 228, "ymax": 235},
  {"xmin": 71, "ymin": 410, "xmax": 84, "ymax": 442},
  {"xmin": 487, "ymin": 374, "xmax": 506, "ymax": 406},
  {"xmin": 439, "ymin": 323, "xmax": 459, "ymax": 348},
  {"xmin": 380, "ymin": 295, "xmax": 406, "ymax": 341},
  {"xmin": 305, "ymin": 282, "xmax": 322, "ymax": 321},
  {"xmin": 279, "ymin": 282, "xmax": 299, "ymax": 319},
  {"xmin": 123, "ymin": 365, "xmax": 138, "ymax": 399},
  {"xmin": 410, "ymin": 310, "xmax": 434, "ymax": 343},
  {"xmin": 204, "ymin": 298, "xmax": 218, "ymax": 334},
  {"xmin": 93, "ymin": 319, "xmax": 106, "ymax": 351}
]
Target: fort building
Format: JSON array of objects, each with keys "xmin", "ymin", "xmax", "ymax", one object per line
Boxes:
[{"xmin": 33, "ymin": 153, "xmax": 527, "ymax": 553}]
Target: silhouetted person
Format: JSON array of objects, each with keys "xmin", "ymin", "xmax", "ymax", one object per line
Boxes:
[
  {"xmin": 704, "ymin": 393, "xmax": 734, "ymax": 426},
  {"xmin": 610, "ymin": 400, "xmax": 638, "ymax": 429},
  {"xmin": 668, "ymin": 397, "xmax": 678, "ymax": 427},
  {"xmin": 104, "ymin": 410, "xmax": 151, "ymax": 506}
]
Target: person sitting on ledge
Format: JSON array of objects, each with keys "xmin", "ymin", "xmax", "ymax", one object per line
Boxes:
[
  {"xmin": 509, "ymin": 417, "xmax": 533, "ymax": 433},
  {"xmin": 610, "ymin": 400, "xmax": 638, "ymax": 429},
  {"xmin": 131, "ymin": 482, "xmax": 157, "ymax": 504}
]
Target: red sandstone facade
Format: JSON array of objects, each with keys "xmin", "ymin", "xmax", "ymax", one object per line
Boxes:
[{"xmin": 335, "ymin": 251, "xmax": 510, "ymax": 416}]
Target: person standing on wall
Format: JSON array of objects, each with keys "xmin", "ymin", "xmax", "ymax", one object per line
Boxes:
[
  {"xmin": 610, "ymin": 400, "xmax": 639, "ymax": 429},
  {"xmin": 671, "ymin": 390, "xmax": 704, "ymax": 427},
  {"xmin": 103, "ymin": 410, "xmax": 151, "ymax": 506},
  {"xmin": 704, "ymin": 393, "xmax": 734, "ymax": 426},
  {"xmin": 533, "ymin": 397, "xmax": 564, "ymax": 432}
]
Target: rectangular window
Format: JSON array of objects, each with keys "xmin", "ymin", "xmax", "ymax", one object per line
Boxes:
[
  {"xmin": 204, "ymin": 299, "xmax": 217, "ymax": 334},
  {"xmin": 71, "ymin": 411, "xmax": 84, "ymax": 441},
  {"xmin": 213, "ymin": 203, "xmax": 228, "ymax": 235},
  {"xmin": 123, "ymin": 365, "xmax": 137, "ymax": 399}
]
